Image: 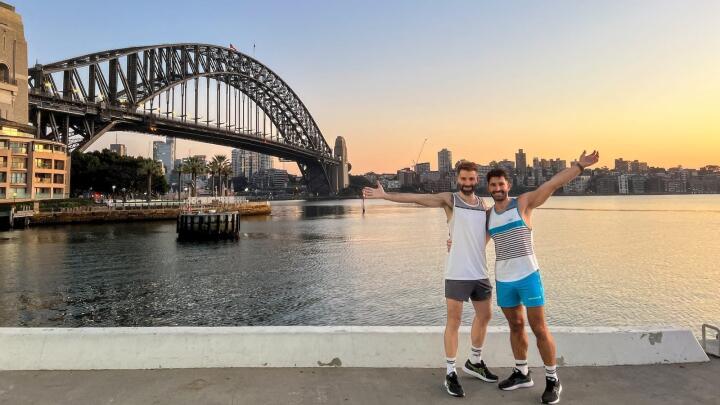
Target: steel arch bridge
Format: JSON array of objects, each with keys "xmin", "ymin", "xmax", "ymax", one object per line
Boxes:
[{"xmin": 28, "ymin": 43, "xmax": 343, "ymax": 195}]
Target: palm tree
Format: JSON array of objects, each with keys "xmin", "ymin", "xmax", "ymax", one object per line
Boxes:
[
  {"xmin": 211, "ymin": 155, "xmax": 231, "ymax": 196},
  {"xmin": 180, "ymin": 156, "xmax": 207, "ymax": 197},
  {"xmin": 207, "ymin": 159, "xmax": 221, "ymax": 196},
  {"xmin": 220, "ymin": 161, "xmax": 233, "ymax": 196},
  {"xmin": 138, "ymin": 159, "xmax": 163, "ymax": 201}
]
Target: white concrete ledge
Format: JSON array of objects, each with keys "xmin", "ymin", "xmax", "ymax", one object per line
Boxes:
[{"xmin": 0, "ymin": 326, "xmax": 709, "ymax": 370}]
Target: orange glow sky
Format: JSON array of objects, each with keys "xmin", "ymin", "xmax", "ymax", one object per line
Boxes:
[{"xmin": 26, "ymin": 1, "xmax": 720, "ymax": 174}]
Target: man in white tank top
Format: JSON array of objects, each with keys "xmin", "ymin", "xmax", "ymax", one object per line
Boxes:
[
  {"xmin": 363, "ymin": 160, "xmax": 498, "ymax": 398},
  {"xmin": 486, "ymin": 150, "xmax": 599, "ymax": 404}
]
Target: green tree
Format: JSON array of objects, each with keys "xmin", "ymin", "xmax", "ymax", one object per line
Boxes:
[
  {"xmin": 181, "ymin": 156, "xmax": 207, "ymax": 197},
  {"xmin": 71, "ymin": 149, "xmax": 168, "ymax": 197},
  {"xmin": 138, "ymin": 159, "xmax": 163, "ymax": 201},
  {"xmin": 211, "ymin": 155, "xmax": 232, "ymax": 196}
]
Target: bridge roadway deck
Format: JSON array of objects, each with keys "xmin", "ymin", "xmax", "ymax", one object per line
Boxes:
[{"xmin": 0, "ymin": 358, "xmax": 717, "ymax": 404}]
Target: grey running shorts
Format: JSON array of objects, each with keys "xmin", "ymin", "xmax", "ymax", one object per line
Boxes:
[{"xmin": 445, "ymin": 279, "xmax": 493, "ymax": 302}]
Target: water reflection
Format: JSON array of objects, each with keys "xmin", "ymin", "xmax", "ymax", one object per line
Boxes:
[{"xmin": 0, "ymin": 196, "xmax": 718, "ymax": 329}]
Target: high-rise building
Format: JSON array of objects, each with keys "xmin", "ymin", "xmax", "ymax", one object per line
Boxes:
[
  {"xmin": 415, "ymin": 162, "xmax": 431, "ymax": 177},
  {"xmin": 231, "ymin": 149, "xmax": 273, "ymax": 179},
  {"xmin": 515, "ymin": 149, "xmax": 527, "ymax": 178},
  {"xmin": 152, "ymin": 137, "xmax": 175, "ymax": 175},
  {"xmin": 618, "ymin": 174, "xmax": 630, "ymax": 194},
  {"xmin": 0, "ymin": 3, "xmax": 27, "ymax": 123},
  {"xmin": 614, "ymin": 158, "xmax": 630, "ymax": 173},
  {"xmin": 0, "ymin": 5, "xmax": 69, "ymax": 203},
  {"xmin": 397, "ymin": 168, "xmax": 416, "ymax": 188},
  {"xmin": 550, "ymin": 159, "xmax": 566, "ymax": 175},
  {"xmin": 109, "ymin": 144, "xmax": 127, "ymax": 157},
  {"xmin": 630, "ymin": 160, "xmax": 649, "ymax": 174},
  {"xmin": 563, "ymin": 176, "xmax": 591, "ymax": 194},
  {"xmin": 497, "ymin": 159, "xmax": 515, "ymax": 176},
  {"xmin": 594, "ymin": 175, "xmax": 618, "ymax": 194},
  {"xmin": 438, "ymin": 149, "xmax": 452, "ymax": 175}
]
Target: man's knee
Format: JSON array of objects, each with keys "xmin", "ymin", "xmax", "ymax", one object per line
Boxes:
[
  {"xmin": 446, "ymin": 309, "xmax": 462, "ymax": 329},
  {"xmin": 506, "ymin": 314, "xmax": 525, "ymax": 332},
  {"xmin": 530, "ymin": 321, "xmax": 551, "ymax": 341}
]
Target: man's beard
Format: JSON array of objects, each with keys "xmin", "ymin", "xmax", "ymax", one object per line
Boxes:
[
  {"xmin": 491, "ymin": 190, "xmax": 508, "ymax": 201},
  {"xmin": 459, "ymin": 185, "xmax": 475, "ymax": 196}
]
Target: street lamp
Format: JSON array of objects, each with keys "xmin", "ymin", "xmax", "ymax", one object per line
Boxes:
[{"xmin": 112, "ymin": 185, "xmax": 116, "ymax": 203}]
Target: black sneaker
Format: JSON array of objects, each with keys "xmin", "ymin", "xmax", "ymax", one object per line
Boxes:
[
  {"xmin": 498, "ymin": 368, "xmax": 534, "ymax": 391},
  {"xmin": 444, "ymin": 371, "xmax": 465, "ymax": 397},
  {"xmin": 462, "ymin": 359, "xmax": 498, "ymax": 382},
  {"xmin": 541, "ymin": 377, "xmax": 562, "ymax": 404}
]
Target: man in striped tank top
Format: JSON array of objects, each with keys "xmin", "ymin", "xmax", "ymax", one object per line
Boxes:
[
  {"xmin": 487, "ymin": 150, "xmax": 599, "ymax": 404},
  {"xmin": 363, "ymin": 160, "xmax": 498, "ymax": 398}
]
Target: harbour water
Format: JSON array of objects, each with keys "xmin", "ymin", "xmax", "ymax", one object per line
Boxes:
[{"xmin": 0, "ymin": 195, "xmax": 718, "ymax": 331}]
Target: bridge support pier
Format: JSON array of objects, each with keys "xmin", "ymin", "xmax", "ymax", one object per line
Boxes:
[{"xmin": 299, "ymin": 160, "xmax": 338, "ymax": 196}]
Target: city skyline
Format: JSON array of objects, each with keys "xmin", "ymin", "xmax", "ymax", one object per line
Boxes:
[{"xmin": 21, "ymin": 1, "xmax": 720, "ymax": 174}]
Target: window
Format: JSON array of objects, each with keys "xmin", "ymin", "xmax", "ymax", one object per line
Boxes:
[
  {"xmin": 10, "ymin": 142, "xmax": 27, "ymax": 154},
  {"xmin": 0, "ymin": 140, "xmax": 7, "ymax": 149},
  {"xmin": 0, "ymin": 64, "xmax": 9, "ymax": 83},
  {"xmin": 53, "ymin": 187, "xmax": 64, "ymax": 196},
  {"xmin": 0, "ymin": 156, "xmax": 6, "ymax": 168},
  {"xmin": 0, "ymin": 171, "xmax": 6, "ymax": 182},
  {"xmin": 34, "ymin": 143, "xmax": 54, "ymax": 152},
  {"xmin": 35, "ymin": 173, "xmax": 52, "ymax": 184},
  {"xmin": 11, "ymin": 157, "xmax": 26, "ymax": 169},
  {"xmin": 35, "ymin": 158, "xmax": 52, "ymax": 169},
  {"xmin": 10, "ymin": 187, "xmax": 26, "ymax": 198},
  {"xmin": 53, "ymin": 174, "xmax": 64, "ymax": 184},
  {"xmin": 10, "ymin": 172, "xmax": 26, "ymax": 184},
  {"xmin": 53, "ymin": 145, "xmax": 66, "ymax": 153},
  {"xmin": 35, "ymin": 187, "xmax": 51, "ymax": 198},
  {"xmin": 0, "ymin": 187, "xmax": 6, "ymax": 198},
  {"xmin": 54, "ymin": 160, "xmax": 65, "ymax": 170}
]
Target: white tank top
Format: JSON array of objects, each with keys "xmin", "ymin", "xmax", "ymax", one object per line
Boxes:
[
  {"xmin": 487, "ymin": 198, "xmax": 540, "ymax": 282},
  {"xmin": 445, "ymin": 193, "xmax": 490, "ymax": 280}
]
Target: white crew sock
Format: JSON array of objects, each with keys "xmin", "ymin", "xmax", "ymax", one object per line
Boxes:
[
  {"xmin": 446, "ymin": 357, "xmax": 457, "ymax": 375},
  {"xmin": 515, "ymin": 359, "xmax": 529, "ymax": 375},
  {"xmin": 545, "ymin": 364, "xmax": 558, "ymax": 380},
  {"xmin": 470, "ymin": 345, "xmax": 482, "ymax": 364}
]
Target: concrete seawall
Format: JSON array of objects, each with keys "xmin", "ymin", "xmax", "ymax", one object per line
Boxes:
[{"xmin": 0, "ymin": 326, "xmax": 708, "ymax": 370}]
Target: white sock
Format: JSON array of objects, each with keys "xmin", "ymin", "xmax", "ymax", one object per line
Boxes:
[
  {"xmin": 515, "ymin": 359, "xmax": 529, "ymax": 375},
  {"xmin": 446, "ymin": 357, "xmax": 456, "ymax": 375},
  {"xmin": 470, "ymin": 345, "xmax": 482, "ymax": 364},
  {"xmin": 545, "ymin": 364, "xmax": 558, "ymax": 380}
]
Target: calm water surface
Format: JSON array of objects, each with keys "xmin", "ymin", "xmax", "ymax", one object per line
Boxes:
[{"xmin": 0, "ymin": 195, "xmax": 718, "ymax": 331}]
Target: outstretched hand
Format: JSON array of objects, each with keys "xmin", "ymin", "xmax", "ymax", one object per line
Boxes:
[
  {"xmin": 362, "ymin": 181, "xmax": 387, "ymax": 199},
  {"xmin": 578, "ymin": 150, "xmax": 600, "ymax": 168}
]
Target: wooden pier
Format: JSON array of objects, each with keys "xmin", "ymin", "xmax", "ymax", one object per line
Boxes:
[{"xmin": 176, "ymin": 211, "xmax": 240, "ymax": 241}]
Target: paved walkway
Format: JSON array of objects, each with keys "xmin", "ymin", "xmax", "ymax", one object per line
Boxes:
[{"xmin": 0, "ymin": 358, "xmax": 717, "ymax": 404}]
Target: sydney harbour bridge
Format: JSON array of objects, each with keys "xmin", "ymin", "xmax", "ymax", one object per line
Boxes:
[{"xmin": 27, "ymin": 43, "xmax": 349, "ymax": 195}]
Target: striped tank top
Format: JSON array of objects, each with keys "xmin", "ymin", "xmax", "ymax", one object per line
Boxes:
[
  {"xmin": 487, "ymin": 198, "xmax": 539, "ymax": 282},
  {"xmin": 446, "ymin": 193, "xmax": 489, "ymax": 280}
]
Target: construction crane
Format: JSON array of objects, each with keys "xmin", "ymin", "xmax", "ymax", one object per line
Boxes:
[{"xmin": 412, "ymin": 138, "xmax": 428, "ymax": 171}]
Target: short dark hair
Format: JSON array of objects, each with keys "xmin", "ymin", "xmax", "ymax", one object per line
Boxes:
[
  {"xmin": 486, "ymin": 168, "xmax": 510, "ymax": 183},
  {"xmin": 455, "ymin": 160, "xmax": 478, "ymax": 175}
]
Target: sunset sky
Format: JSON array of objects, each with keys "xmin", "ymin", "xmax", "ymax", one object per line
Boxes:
[{"xmin": 21, "ymin": 0, "xmax": 719, "ymax": 174}]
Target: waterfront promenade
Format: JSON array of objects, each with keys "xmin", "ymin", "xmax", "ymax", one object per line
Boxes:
[{"xmin": 0, "ymin": 359, "xmax": 717, "ymax": 404}]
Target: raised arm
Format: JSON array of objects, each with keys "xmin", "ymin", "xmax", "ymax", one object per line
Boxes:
[
  {"xmin": 520, "ymin": 150, "xmax": 599, "ymax": 211},
  {"xmin": 363, "ymin": 181, "xmax": 452, "ymax": 208}
]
